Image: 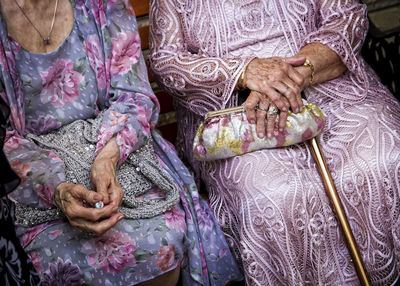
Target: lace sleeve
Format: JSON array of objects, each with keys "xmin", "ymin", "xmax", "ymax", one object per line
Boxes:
[
  {"xmin": 302, "ymin": 0, "xmax": 368, "ymax": 76},
  {"xmin": 149, "ymin": 0, "xmax": 254, "ymax": 116}
]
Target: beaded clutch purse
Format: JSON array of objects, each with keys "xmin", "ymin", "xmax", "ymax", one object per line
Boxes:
[
  {"xmin": 193, "ymin": 101, "xmax": 326, "ymax": 161},
  {"xmin": 14, "ymin": 112, "xmax": 180, "ymax": 227}
]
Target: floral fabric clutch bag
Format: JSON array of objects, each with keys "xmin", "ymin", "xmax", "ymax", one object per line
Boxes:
[{"xmin": 193, "ymin": 101, "xmax": 326, "ymax": 161}]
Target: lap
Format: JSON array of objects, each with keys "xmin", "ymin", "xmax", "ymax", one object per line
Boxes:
[{"xmin": 23, "ymin": 204, "xmax": 186, "ymax": 285}]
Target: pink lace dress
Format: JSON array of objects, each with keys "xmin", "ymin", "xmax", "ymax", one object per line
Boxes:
[{"xmin": 149, "ymin": 0, "xmax": 400, "ymax": 285}]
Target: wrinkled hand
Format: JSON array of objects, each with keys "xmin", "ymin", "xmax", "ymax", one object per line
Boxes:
[
  {"xmin": 91, "ymin": 137, "xmax": 124, "ymax": 209},
  {"xmin": 243, "ymin": 56, "xmax": 306, "ymax": 113},
  {"xmin": 244, "ymin": 90, "xmax": 287, "ymax": 138},
  {"xmin": 55, "ymin": 182, "xmax": 123, "ymax": 235}
]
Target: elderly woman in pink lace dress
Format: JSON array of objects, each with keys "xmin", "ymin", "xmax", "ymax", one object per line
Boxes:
[{"xmin": 149, "ymin": 0, "xmax": 400, "ymax": 285}]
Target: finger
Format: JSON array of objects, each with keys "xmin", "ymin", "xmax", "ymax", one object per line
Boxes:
[
  {"xmin": 256, "ymin": 100, "xmax": 269, "ymax": 138},
  {"xmin": 92, "ymin": 176, "xmax": 110, "ymax": 204},
  {"xmin": 244, "ymin": 91, "xmax": 262, "ymax": 124},
  {"xmin": 284, "ymin": 56, "xmax": 306, "ymax": 67},
  {"xmin": 71, "ymin": 185, "xmax": 102, "ymax": 205},
  {"xmin": 67, "ymin": 199, "xmax": 118, "ymax": 221},
  {"xmin": 272, "ymin": 81, "xmax": 299, "ymax": 113},
  {"xmin": 287, "ymin": 68, "xmax": 305, "ymax": 109},
  {"xmin": 278, "ymin": 110, "xmax": 288, "ymax": 132},
  {"xmin": 266, "ymin": 106, "xmax": 278, "ymax": 138},
  {"xmin": 82, "ymin": 212, "xmax": 124, "ymax": 236},
  {"xmin": 108, "ymin": 184, "xmax": 123, "ymax": 207},
  {"xmin": 262, "ymin": 86, "xmax": 290, "ymax": 112}
]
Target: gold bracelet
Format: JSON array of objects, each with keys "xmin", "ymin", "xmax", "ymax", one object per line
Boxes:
[
  {"xmin": 303, "ymin": 59, "xmax": 314, "ymax": 85},
  {"xmin": 236, "ymin": 64, "xmax": 249, "ymax": 90}
]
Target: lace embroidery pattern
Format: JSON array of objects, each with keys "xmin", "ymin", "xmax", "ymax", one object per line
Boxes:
[{"xmin": 149, "ymin": 0, "xmax": 400, "ymax": 284}]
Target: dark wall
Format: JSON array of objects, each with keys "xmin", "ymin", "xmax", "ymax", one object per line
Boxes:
[{"xmin": 361, "ymin": 0, "xmax": 400, "ymax": 101}]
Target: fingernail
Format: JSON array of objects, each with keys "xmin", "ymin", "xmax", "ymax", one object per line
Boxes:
[
  {"xmin": 93, "ymin": 194, "xmax": 101, "ymax": 201},
  {"xmin": 118, "ymin": 215, "xmax": 124, "ymax": 221},
  {"xmin": 112, "ymin": 206, "xmax": 118, "ymax": 212},
  {"xmin": 282, "ymin": 107, "xmax": 287, "ymax": 111},
  {"xmin": 279, "ymin": 128, "xmax": 283, "ymax": 132},
  {"xmin": 267, "ymin": 133, "xmax": 272, "ymax": 138},
  {"xmin": 274, "ymin": 130, "xmax": 279, "ymax": 136},
  {"xmin": 258, "ymin": 132, "xmax": 264, "ymax": 138}
]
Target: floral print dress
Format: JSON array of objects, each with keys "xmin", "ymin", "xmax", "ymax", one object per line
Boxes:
[{"xmin": 0, "ymin": 0, "xmax": 242, "ymax": 285}]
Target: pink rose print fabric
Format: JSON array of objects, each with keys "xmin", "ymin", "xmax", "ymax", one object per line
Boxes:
[
  {"xmin": 81, "ymin": 230, "xmax": 137, "ymax": 274},
  {"xmin": 110, "ymin": 31, "xmax": 141, "ymax": 76},
  {"xmin": 40, "ymin": 59, "xmax": 83, "ymax": 107},
  {"xmin": 1, "ymin": 0, "xmax": 242, "ymax": 285}
]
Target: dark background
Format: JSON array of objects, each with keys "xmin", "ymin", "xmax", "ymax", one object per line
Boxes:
[{"xmin": 361, "ymin": 0, "xmax": 400, "ymax": 101}]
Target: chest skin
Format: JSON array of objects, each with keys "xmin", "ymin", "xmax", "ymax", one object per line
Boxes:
[{"xmin": 0, "ymin": 0, "xmax": 74, "ymax": 53}]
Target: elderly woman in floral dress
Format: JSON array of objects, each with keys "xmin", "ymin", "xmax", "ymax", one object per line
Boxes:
[
  {"xmin": 0, "ymin": 0, "xmax": 242, "ymax": 285},
  {"xmin": 149, "ymin": 0, "xmax": 400, "ymax": 285}
]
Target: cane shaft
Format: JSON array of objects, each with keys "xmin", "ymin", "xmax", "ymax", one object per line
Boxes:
[{"xmin": 310, "ymin": 138, "xmax": 370, "ymax": 286}]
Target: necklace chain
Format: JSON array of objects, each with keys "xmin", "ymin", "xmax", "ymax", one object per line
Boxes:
[{"xmin": 13, "ymin": 0, "xmax": 59, "ymax": 45}]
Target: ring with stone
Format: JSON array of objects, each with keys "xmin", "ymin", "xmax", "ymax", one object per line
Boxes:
[
  {"xmin": 256, "ymin": 105, "xmax": 269, "ymax": 112},
  {"xmin": 268, "ymin": 106, "xmax": 278, "ymax": 115},
  {"xmin": 95, "ymin": 201, "xmax": 104, "ymax": 209}
]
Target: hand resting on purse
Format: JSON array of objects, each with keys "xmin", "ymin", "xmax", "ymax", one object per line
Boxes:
[{"xmin": 193, "ymin": 101, "xmax": 325, "ymax": 161}]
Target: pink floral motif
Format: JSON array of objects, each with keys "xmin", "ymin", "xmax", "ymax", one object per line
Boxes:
[
  {"xmin": 0, "ymin": 46, "xmax": 8, "ymax": 70},
  {"xmin": 28, "ymin": 251, "xmax": 44, "ymax": 276},
  {"xmin": 95, "ymin": 124, "xmax": 118, "ymax": 155},
  {"xmin": 116, "ymin": 124, "xmax": 138, "ymax": 162},
  {"xmin": 91, "ymin": 0, "xmax": 107, "ymax": 28},
  {"xmin": 48, "ymin": 151, "xmax": 63, "ymax": 162},
  {"xmin": 110, "ymin": 32, "xmax": 141, "ymax": 76},
  {"xmin": 84, "ymin": 36, "xmax": 107, "ymax": 89},
  {"xmin": 275, "ymin": 127, "xmax": 289, "ymax": 147},
  {"xmin": 10, "ymin": 105, "xmax": 24, "ymax": 132},
  {"xmin": 48, "ymin": 229, "xmax": 63, "ymax": 240},
  {"xmin": 219, "ymin": 248, "xmax": 227, "ymax": 259},
  {"xmin": 27, "ymin": 114, "xmax": 61, "ymax": 135},
  {"xmin": 22, "ymin": 225, "xmax": 46, "ymax": 248},
  {"xmin": 10, "ymin": 160, "xmax": 30, "ymax": 183},
  {"xmin": 301, "ymin": 128, "xmax": 314, "ymax": 142},
  {"xmin": 163, "ymin": 206, "xmax": 186, "ymax": 232},
  {"xmin": 80, "ymin": 230, "xmax": 137, "ymax": 274},
  {"xmin": 4, "ymin": 133, "xmax": 29, "ymax": 151},
  {"xmin": 156, "ymin": 245, "xmax": 175, "ymax": 271},
  {"xmin": 36, "ymin": 184, "xmax": 55, "ymax": 208},
  {"xmin": 135, "ymin": 104, "xmax": 151, "ymax": 135},
  {"xmin": 40, "ymin": 59, "xmax": 83, "ymax": 107},
  {"xmin": 199, "ymin": 243, "xmax": 208, "ymax": 277},
  {"xmin": 241, "ymin": 127, "xmax": 255, "ymax": 153},
  {"xmin": 110, "ymin": 111, "xmax": 129, "ymax": 126}
]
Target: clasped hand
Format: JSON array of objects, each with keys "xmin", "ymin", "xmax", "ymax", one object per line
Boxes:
[
  {"xmin": 55, "ymin": 138, "xmax": 124, "ymax": 235},
  {"xmin": 243, "ymin": 56, "xmax": 307, "ymax": 138}
]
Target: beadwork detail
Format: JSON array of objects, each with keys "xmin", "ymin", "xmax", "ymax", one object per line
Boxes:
[{"xmin": 16, "ymin": 112, "xmax": 180, "ymax": 227}]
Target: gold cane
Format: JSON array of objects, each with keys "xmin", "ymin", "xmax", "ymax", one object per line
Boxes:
[{"xmin": 309, "ymin": 137, "xmax": 371, "ymax": 286}]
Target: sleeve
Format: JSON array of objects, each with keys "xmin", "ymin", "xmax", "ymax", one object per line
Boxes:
[
  {"xmin": 4, "ymin": 130, "xmax": 65, "ymax": 208},
  {"xmin": 302, "ymin": 0, "xmax": 369, "ymax": 76},
  {"xmin": 93, "ymin": 0, "xmax": 160, "ymax": 165},
  {"xmin": 149, "ymin": 0, "xmax": 254, "ymax": 116}
]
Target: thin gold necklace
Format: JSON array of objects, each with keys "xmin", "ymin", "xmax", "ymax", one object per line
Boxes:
[{"xmin": 13, "ymin": 0, "xmax": 59, "ymax": 45}]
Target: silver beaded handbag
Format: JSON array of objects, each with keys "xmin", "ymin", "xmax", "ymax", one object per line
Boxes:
[{"xmin": 14, "ymin": 112, "xmax": 180, "ymax": 227}]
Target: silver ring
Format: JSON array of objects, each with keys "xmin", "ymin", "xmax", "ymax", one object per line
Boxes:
[
  {"xmin": 256, "ymin": 106, "xmax": 269, "ymax": 113},
  {"xmin": 268, "ymin": 106, "xmax": 278, "ymax": 116},
  {"xmin": 95, "ymin": 201, "xmax": 104, "ymax": 209}
]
